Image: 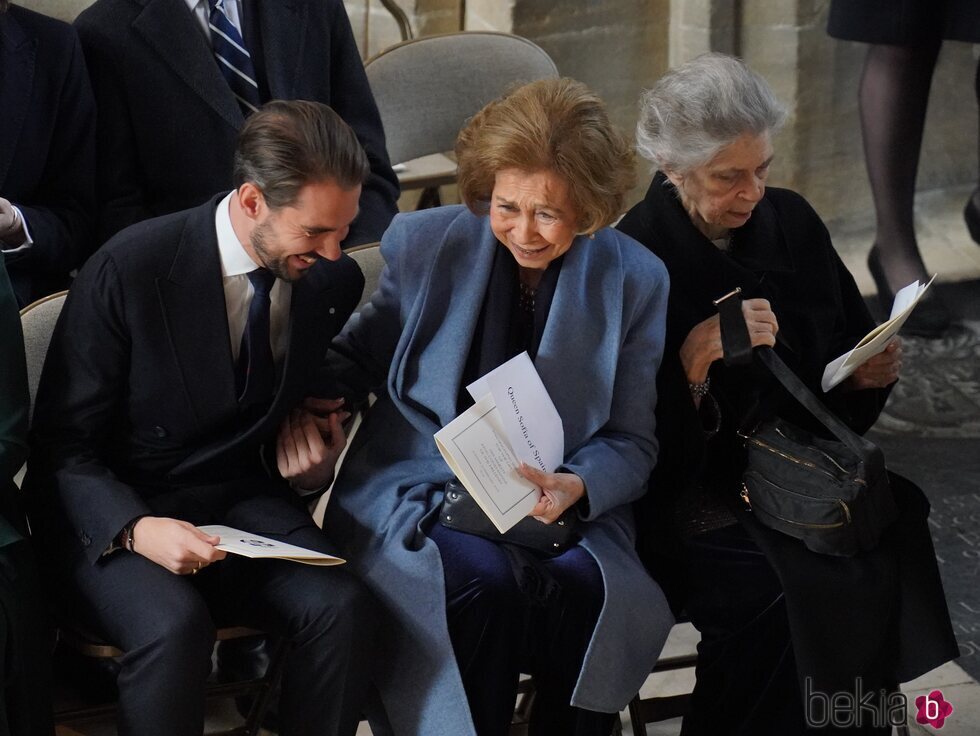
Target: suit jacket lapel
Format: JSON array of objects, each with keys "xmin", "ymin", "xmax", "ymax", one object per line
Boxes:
[
  {"xmin": 0, "ymin": 13, "xmax": 34, "ymax": 189},
  {"xmin": 254, "ymin": 0, "xmax": 304, "ymax": 99},
  {"xmin": 156, "ymin": 197, "xmax": 238, "ymax": 431},
  {"xmin": 133, "ymin": 0, "xmax": 244, "ymax": 130}
]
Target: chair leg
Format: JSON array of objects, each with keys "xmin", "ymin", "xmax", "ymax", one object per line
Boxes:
[
  {"xmin": 241, "ymin": 638, "xmax": 289, "ymax": 736},
  {"xmin": 627, "ymin": 693, "xmax": 645, "ymax": 735},
  {"xmin": 415, "ymin": 186, "xmax": 443, "ymax": 210}
]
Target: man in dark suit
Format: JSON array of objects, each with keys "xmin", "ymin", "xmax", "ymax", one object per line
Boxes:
[
  {"xmin": 0, "ymin": 0, "xmax": 96, "ymax": 306},
  {"xmin": 26, "ymin": 100, "xmax": 376, "ymax": 736},
  {"xmin": 75, "ymin": 0, "xmax": 399, "ymax": 246}
]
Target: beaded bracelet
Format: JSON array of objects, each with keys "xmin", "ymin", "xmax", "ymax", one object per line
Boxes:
[{"xmin": 688, "ymin": 376, "xmax": 711, "ymax": 399}]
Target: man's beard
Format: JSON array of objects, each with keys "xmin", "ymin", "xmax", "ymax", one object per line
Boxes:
[{"xmin": 250, "ymin": 220, "xmax": 304, "ymax": 282}]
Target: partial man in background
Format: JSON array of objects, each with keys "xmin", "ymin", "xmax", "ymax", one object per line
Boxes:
[
  {"xmin": 75, "ymin": 0, "xmax": 399, "ymax": 246},
  {"xmin": 26, "ymin": 100, "xmax": 376, "ymax": 736},
  {"xmin": 0, "ymin": 0, "xmax": 96, "ymax": 306}
]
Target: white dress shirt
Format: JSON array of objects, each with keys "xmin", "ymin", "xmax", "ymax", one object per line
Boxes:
[
  {"xmin": 215, "ymin": 192, "xmax": 291, "ymax": 366},
  {"xmin": 184, "ymin": 0, "xmax": 244, "ymax": 41}
]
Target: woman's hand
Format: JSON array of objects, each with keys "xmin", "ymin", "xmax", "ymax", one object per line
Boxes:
[
  {"xmin": 518, "ymin": 463, "xmax": 585, "ymax": 523},
  {"xmin": 843, "ymin": 337, "xmax": 902, "ymax": 391},
  {"xmin": 679, "ymin": 298, "xmax": 779, "ymax": 383}
]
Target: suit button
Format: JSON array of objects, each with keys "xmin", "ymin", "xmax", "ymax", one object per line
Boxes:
[
  {"xmin": 153, "ymin": 426, "xmax": 168, "ymax": 438},
  {"xmin": 328, "ymin": 307, "xmax": 336, "ymax": 315}
]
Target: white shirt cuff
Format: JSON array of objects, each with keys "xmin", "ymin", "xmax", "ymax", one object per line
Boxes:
[{"xmin": 1, "ymin": 206, "xmax": 33, "ymax": 253}]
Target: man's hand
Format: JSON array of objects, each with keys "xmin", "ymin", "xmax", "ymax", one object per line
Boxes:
[
  {"xmin": 518, "ymin": 463, "xmax": 586, "ymax": 524},
  {"xmin": 0, "ymin": 198, "xmax": 25, "ymax": 244},
  {"xmin": 131, "ymin": 517, "xmax": 226, "ymax": 575},
  {"xmin": 679, "ymin": 298, "xmax": 779, "ymax": 383},
  {"xmin": 276, "ymin": 399, "xmax": 350, "ymax": 491},
  {"xmin": 844, "ymin": 337, "xmax": 902, "ymax": 391}
]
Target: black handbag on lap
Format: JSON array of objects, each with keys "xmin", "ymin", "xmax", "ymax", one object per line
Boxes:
[
  {"xmin": 439, "ymin": 478, "xmax": 579, "ymax": 556},
  {"xmin": 715, "ymin": 289, "xmax": 897, "ymax": 556}
]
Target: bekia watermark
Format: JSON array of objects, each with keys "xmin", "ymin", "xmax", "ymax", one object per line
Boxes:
[
  {"xmin": 805, "ymin": 678, "xmax": 906, "ymax": 729},
  {"xmin": 806, "ymin": 679, "xmax": 954, "ymax": 730},
  {"xmin": 915, "ymin": 690, "xmax": 954, "ymax": 730}
]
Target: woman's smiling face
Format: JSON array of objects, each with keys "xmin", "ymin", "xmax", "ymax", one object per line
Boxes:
[{"xmin": 489, "ymin": 168, "xmax": 580, "ymax": 273}]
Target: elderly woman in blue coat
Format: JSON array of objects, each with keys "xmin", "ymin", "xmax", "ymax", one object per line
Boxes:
[{"xmin": 323, "ymin": 78, "xmax": 673, "ymax": 735}]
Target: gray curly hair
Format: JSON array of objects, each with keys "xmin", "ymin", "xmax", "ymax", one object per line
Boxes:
[{"xmin": 636, "ymin": 53, "xmax": 787, "ymax": 175}]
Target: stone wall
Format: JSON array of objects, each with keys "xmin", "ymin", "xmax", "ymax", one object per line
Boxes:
[{"xmin": 457, "ymin": 0, "xmax": 979, "ymax": 226}]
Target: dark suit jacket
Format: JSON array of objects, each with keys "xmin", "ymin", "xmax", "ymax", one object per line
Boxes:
[
  {"xmin": 25, "ymin": 195, "xmax": 364, "ymax": 567},
  {"xmin": 0, "ymin": 4, "xmax": 96, "ymax": 306},
  {"xmin": 74, "ymin": 0, "xmax": 399, "ymax": 246},
  {"xmin": 0, "ymin": 255, "xmax": 29, "ymax": 548}
]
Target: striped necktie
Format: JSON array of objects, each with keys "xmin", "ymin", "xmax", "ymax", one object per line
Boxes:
[{"xmin": 207, "ymin": 0, "xmax": 261, "ymax": 114}]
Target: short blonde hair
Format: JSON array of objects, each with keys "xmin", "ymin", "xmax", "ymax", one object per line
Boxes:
[{"xmin": 455, "ymin": 78, "xmax": 635, "ymax": 234}]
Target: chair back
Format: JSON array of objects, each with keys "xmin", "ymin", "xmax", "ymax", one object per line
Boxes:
[
  {"xmin": 19, "ymin": 291, "xmax": 68, "ymax": 426},
  {"xmin": 365, "ymin": 32, "xmax": 559, "ymax": 166},
  {"xmin": 347, "ymin": 242, "xmax": 383, "ymax": 312}
]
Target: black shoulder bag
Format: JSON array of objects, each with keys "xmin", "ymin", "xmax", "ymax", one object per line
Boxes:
[{"xmin": 714, "ymin": 288, "xmax": 897, "ymax": 556}]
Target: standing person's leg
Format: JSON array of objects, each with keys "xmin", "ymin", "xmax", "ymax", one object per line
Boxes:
[
  {"xmin": 211, "ymin": 523, "xmax": 379, "ymax": 736},
  {"xmin": 57, "ymin": 551, "xmax": 216, "ymax": 736},
  {"xmin": 525, "ymin": 546, "xmax": 616, "ymax": 736},
  {"xmin": 965, "ymin": 57, "xmax": 980, "ymax": 243},
  {"xmin": 428, "ymin": 522, "xmax": 526, "ymax": 736},
  {"xmin": 858, "ymin": 38, "xmax": 952, "ymax": 333}
]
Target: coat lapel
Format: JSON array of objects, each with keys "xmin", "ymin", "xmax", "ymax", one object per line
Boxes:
[
  {"xmin": 254, "ymin": 0, "xmax": 305, "ymax": 100},
  {"xmin": 156, "ymin": 197, "xmax": 238, "ymax": 431},
  {"xmin": 132, "ymin": 0, "xmax": 244, "ymax": 130},
  {"xmin": 0, "ymin": 13, "xmax": 34, "ymax": 189},
  {"xmin": 393, "ymin": 215, "xmax": 496, "ymax": 433},
  {"xmin": 535, "ymin": 233, "xmax": 622, "ymax": 455}
]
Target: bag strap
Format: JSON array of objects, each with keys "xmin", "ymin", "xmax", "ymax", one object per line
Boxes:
[
  {"xmin": 714, "ymin": 288, "xmax": 753, "ymax": 366},
  {"xmin": 714, "ymin": 289, "xmax": 876, "ymax": 459}
]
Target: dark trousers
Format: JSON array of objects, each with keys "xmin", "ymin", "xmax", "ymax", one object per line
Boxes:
[
  {"xmin": 681, "ymin": 524, "xmax": 891, "ymax": 736},
  {"xmin": 0, "ymin": 540, "xmax": 54, "ymax": 736},
  {"xmin": 50, "ymin": 520, "xmax": 377, "ymax": 736},
  {"xmin": 429, "ymin": 523, "xmax": 617, "ymax": 736}
]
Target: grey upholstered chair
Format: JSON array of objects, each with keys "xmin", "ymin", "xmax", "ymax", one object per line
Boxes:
[{"xmin": 365, "ymin": 31, "xmax": 559, "ymax": 207}]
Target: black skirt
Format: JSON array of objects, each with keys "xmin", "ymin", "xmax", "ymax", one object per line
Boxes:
[{"xmin": 828, "ymin": 0, "xmax": 980, "ymax": 45}]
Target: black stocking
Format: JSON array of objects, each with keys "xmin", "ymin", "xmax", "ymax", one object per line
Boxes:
[{"xmin": 858, "ymin": 41, "xmax": 942, "ymax": 291}]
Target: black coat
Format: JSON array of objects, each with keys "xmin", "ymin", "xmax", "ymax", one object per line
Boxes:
[
  {"xmin": 25, "ymin": 195, "xmax": 364, "ymax": 566},
  {"xmin": 618, "ymin": 173, "xmax": 958, "ymax": 692},
  {"xmin": 0, "ymin": 5, "xmax": 96, "ymax": 306},
  {"xmin": 74, "ymin": 0, "xmax": 399, "ymax": 247}
]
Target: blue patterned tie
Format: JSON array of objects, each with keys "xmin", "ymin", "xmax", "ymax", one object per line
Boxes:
[
  {"xmin": 207, "ymin": 0, "xmax": 261, "ymax": 114},
  {"xmin": 236, "ymin": 268, "xmax": 276, "ymax": 406}
]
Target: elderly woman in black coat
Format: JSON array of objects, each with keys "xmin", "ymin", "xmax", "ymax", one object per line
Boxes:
[{"xmin": 618, "ymin": 53, "xmax": 958, "ymax": 735}]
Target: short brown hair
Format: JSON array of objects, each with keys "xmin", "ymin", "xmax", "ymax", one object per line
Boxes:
[
  {"xmin": 455, "ymin": 78, "xmax": 635, "ymax": 233},
  {"xmin": 233, "ymin": 100, "xmax": 369, "ymax": 209}
]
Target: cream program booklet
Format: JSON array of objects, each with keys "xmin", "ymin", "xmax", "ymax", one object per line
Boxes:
[
  {"xmin": 434, "ymin": 352, "xmax": 563, "ymax": 533},
  {"xmin": 821, "ymin": 275, "xmax": 935, "ymax": 392},
  {"xmin": 197, "ymin": 525, "xmax": 346, "ymax": 566}
]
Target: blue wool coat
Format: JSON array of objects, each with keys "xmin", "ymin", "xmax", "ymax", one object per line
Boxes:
[{"xmin": 324, "ymin": 206, "xmax": 674, "ymax": 735}]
